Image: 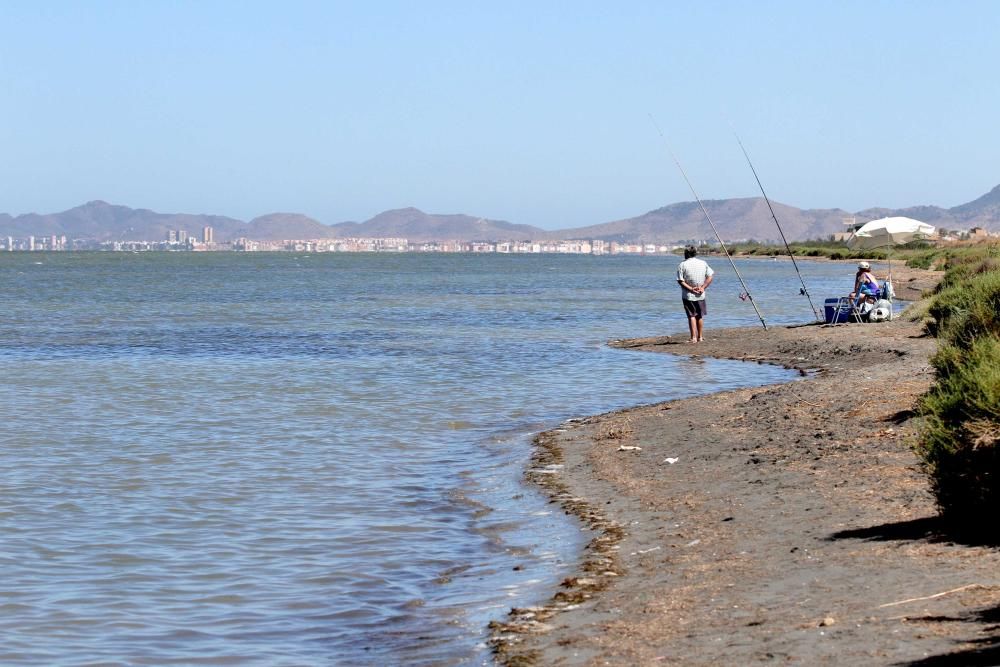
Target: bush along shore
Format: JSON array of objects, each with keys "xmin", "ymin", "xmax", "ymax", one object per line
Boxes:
[
  {"xmin": 916, "ymin": 241, "xmax": 1000, "ymax": 538},
  {"xmin": 489, "ymin": 257, "xmax": 1000, "ymax": 665},
  {"xmin": 718, "ymin": 238, "xmax": 990, "ymax": 270}
]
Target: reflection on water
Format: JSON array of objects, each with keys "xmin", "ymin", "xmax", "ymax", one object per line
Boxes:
[
  {"xmin": 674, "ymin": 356, "xmax": 716, "ymax": 387},
  {"xmin": 0, "ymin": 253, "xmax": 846, "ymax": 665}
]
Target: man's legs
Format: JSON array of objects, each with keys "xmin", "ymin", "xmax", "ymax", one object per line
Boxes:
[
  {"xmin": 687, "ymin": 316, "xmax": 698, "ymax": 342},
  {"xmin": 696, "ymin": 316, "xmax": 705, "ymax": 342}
]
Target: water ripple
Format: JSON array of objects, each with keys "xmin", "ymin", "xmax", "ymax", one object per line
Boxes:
[{"xmin": 0, "ymin": 253, "xmax": 846, "ymax": 664}]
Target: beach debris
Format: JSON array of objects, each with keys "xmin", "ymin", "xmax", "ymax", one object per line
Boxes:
[
  {"xmin": 877, "ymin": 583, "xmax": 989, "ymax": 608},
  {"xmin": 662, "ymin": 457, "xmax": 680, "ymax": 465},
  {"xmin": 819, "ymin": 616, "xmax": 836, "ymax": 627},
  {"xmin": 631, "ymin": 546, "xmax": 662, "ymax": 555},
  {"xmin": 617, "ymin": 445, "xmax": 642, "ymax": 452},
  {"xmin": 685, "ymin": 539, "xmax": 701, "ymax": 547}
]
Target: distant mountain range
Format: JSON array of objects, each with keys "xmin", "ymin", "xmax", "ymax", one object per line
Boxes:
[{"xmin": 2, "ymin": 184, "xmax": 998, "ymax": 244}]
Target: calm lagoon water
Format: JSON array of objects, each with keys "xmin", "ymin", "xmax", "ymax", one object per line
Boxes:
[{"xmin": 0, "ymin": 252, "xmax": 847, "ymax": 665}]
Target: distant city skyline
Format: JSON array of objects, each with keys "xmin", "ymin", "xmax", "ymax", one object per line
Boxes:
[
  {"xmin": 3, "ymin": 182, "xmax": 998, "ymax": 248},
  {"xmin": 1, "ymin": 2, "xmax": 998, "ymax": 229}
]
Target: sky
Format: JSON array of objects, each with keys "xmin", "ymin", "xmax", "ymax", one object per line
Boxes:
[{"xmin": 1, "ymin": 1, "xmax": 997, "ymax": 229}]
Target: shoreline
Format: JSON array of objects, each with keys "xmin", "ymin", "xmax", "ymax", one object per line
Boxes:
[{"xmin": 491, "ymin": 268, "xmax": 1000, "ymax": 665}]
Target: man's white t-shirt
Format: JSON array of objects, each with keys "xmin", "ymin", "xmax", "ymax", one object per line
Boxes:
[{"xmin": 677, "ymin": 257, "xmax": 714, "ymax": 301}]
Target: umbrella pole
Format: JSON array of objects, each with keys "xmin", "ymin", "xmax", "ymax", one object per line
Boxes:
[{"xmin": 884, "ymin": 245, "xmax": 893, "ymax": 308}]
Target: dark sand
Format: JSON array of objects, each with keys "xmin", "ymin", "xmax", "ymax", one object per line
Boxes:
[{"xmin": 491, "ymin": 268, "xmax": 1000, "ymax": 665}]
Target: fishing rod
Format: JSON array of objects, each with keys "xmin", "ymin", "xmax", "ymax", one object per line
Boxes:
[
  {"xmin": 732, "ymin": 130, "xmax": 822, "ymax": 322},
  {"xmin": 649, "ymin": 115, "xmax": 768, "ymax": 330}
]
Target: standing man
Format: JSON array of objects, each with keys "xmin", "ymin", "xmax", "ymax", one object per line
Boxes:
[{"xmin": 677, "ymin": 245, "xmax": 714, "ymax": 343}]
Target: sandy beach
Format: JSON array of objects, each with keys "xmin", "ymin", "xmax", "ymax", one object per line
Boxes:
[{"xmin": 491, "ymin": 267, "xmax": 1000, "ymax": 665}]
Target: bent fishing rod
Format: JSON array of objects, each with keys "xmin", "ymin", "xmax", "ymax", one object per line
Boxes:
[
  {"xmin": 732, "ymin": 130, "xmax": 822, "ymax": 322},
  {"xmin": 649, "ymin": 116, "xmax": 768, "ymax": 330}
]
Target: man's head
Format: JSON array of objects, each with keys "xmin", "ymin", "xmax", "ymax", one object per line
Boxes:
[{"xmin": 684, "ymin": 245, "xmax": 698, "ymax": 259}]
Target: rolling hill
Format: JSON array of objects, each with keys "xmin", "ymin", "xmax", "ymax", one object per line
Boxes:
[
  {"xmin": 2, "ymin": 184, "xmax": 998, "ymax": 244},
  {"xmin": 550, "ymin": 198, "xmax": 853, "ymax": 243},
  {"xmin": 328, "ymin": 207, "xmax": 545, "ymax": 242}
]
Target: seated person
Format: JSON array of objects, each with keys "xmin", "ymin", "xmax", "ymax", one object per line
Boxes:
[{"xmin": 849, "ymin": 261, "xmax": 881, "ymax": 301}]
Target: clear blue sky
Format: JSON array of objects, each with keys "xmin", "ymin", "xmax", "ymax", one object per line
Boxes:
[{"xmin": 1, "ymin": 1, "xmax": 997, "ymax": 229}]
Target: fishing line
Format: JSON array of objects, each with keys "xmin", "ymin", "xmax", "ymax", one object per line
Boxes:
[
  {"xmin": 732, "ymin": 128, "xmax": 822, "ymax": 321},
  {"xmin": 648, "ymin": 115, "xmax": 768, "ymax": 330}
]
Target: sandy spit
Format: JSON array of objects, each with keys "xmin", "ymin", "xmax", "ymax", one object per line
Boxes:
[{"xmin": 491, "ymin": 268, "xmax": 1000, "ymax": 666}]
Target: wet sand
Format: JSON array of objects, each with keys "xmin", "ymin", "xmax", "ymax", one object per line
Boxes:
[{"xmin": 491, "ymin": 267, "xmax": 1000, "ymax": 665}]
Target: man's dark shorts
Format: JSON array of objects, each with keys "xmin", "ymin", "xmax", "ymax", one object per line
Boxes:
[{"xmin": 682, "ymin": 299, "xmax": 707, "ymax": 318}]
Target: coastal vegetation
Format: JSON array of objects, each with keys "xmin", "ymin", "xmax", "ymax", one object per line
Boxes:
[
  {"xmin": 718, "ymin": 237, "xmax": 1000, "ymax": 275},
  {"xmin": 915, "ymin": 241, "xmax": 1000, "ymax": 535},
  {"xmin": 721, "ymin": 238, "xmax": 933, "ymax": 264}
]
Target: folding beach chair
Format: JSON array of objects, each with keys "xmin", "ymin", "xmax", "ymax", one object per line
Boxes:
[{"xmin": 827, "ymin": 278, "xmax": 893, "ymax": 324}]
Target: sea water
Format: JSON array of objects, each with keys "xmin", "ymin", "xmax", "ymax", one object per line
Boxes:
[{"xmin": 0, "ymin": 252, "xmax": 848, "ymax": 665}]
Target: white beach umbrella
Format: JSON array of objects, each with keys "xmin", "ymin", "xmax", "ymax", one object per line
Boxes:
[
  {"xmin": 846, "ymin": 216, "xmax": 936, "ymax": 278},
  {"xmin": 846, "ymin": 217, "xmax": 936, "ymax": 250}
]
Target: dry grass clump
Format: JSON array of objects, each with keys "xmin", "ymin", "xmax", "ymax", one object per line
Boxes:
[{"xmin": 598, "ymin": 416, "xmax": 633, "ymax": 441}]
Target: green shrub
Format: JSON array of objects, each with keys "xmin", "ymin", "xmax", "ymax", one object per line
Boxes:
[
  {"xmin": 926, "ymin": 268, "xmax": 1000, "ymax": 341},
  {"xmin": 917, "ymin": 249, "xmax": 1000, "ymax": 533},
  {"xmin": 939, "ymin": 256, "xmax": 1000, "ymax": 291},
  {"xmin": 906, "ymin": 250, "xmax": 938, "ymax": 270},
  {"xmin": 917, "ymin": 335, "xmax": 1000, "ymax": 526}
]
